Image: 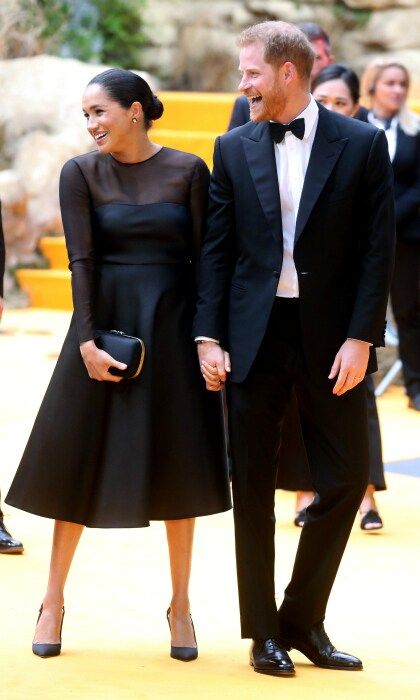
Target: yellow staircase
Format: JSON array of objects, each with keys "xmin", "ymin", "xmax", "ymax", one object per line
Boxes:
[{"xmin": 16, "ymin": 91, "xmax": 237, "ymax": 310}]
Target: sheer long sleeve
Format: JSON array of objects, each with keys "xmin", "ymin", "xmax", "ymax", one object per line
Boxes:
[
  {"xmin": 0, "ymin": 202, "xmax": 5, "ymax": 297},
  {"xmin": 189, "ymin": 158, "xmax": 210, "ymax": 280},
  {"xmin": 59, "ymin": 159, "xmax": 96, "ymax": 343}
]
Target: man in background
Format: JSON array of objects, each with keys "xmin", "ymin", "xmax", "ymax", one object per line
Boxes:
[{"xmin": 0, "ymin": 201, "xmax": 24, "ymax": 554}]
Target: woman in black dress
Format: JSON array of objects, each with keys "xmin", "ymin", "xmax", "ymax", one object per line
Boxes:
[
  {"xmin": 360, "ymin": 59, "xmax": 420, "ymax": 412},
  {"xmin": 6, "ymin": 69, "xmax": 231, "ymax": 659}
]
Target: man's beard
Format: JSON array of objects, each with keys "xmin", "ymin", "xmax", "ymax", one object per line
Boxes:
[{"xmin": 249, "ymin": 86, "xmax": 287, "ymax": 122}]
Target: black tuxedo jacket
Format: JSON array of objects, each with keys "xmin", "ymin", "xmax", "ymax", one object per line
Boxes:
[
  {"xmin": 193, "ymin": 105, "xmax": 395, "ymax": 383},
  {"xmin": 0, "ymin": 202, "xmax": 4, "ymax": 297},
  {"xmin": 357, "ymin": 108, "xmax": 420, "ymax": 243}
]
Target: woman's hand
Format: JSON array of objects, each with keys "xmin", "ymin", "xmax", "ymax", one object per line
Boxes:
[{"xmin": 80, "ymin": 340, "xmax": 127, "ymax": 382}]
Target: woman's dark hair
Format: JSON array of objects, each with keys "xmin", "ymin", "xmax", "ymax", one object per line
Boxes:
[
  {"xmin": 312, "ymin": 63, "xmax": 360, "ymax": 104},
  {"xmin": 87, "ymin": 68, "xmax": 164, "ymax": 129}
]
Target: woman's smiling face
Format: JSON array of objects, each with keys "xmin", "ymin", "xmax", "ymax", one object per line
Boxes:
[{"xmin": 82, "ymin": 83, "xmax": 136, "ymax": 154}]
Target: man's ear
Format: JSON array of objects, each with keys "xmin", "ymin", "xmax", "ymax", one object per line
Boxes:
[{"xmin": 282, "ymin": 61, "xmax": 296, "ymax": 84}]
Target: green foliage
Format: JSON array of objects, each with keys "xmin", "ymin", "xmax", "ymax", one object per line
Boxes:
[
  {"xmin": 333, "ymin": 3, "xmax": 372, "ymax": 30},
  {"xmin": 38, "ymin": 0, "xmax": 146, "ymax": 68},
  {"xmin": 37, "ymin": 0, "xmax": 70, "ymax": 41}
]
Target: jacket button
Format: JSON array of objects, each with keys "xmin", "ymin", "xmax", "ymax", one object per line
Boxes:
[
  {"xmin": 300, "ymin": 271, "xmax": 309, "ymax": 275},
  {"xmin": 273, "ymin": 271, "xmax": 280, "ymax": 278}
]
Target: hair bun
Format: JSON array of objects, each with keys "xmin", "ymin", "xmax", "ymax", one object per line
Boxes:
[{"xmin": 147, "ymin": 95, "xmax": 164, "ymax": 121}]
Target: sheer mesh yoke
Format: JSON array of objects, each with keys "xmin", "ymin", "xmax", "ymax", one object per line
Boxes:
[{"xmin": 59, "ymin": 148, "xmax": 209, "ymax": 343}]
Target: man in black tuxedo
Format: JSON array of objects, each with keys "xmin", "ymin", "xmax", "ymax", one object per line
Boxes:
[
  {"xmin": 194, "ymin": 22, "xmax": 394, "ymax": 676},
  {"xmin": 0, "ymin": 201, "xmax": 24, "ymax": 554}
]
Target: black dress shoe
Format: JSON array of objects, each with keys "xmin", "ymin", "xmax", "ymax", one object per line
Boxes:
[
  {"xmin": 278, "ymin": 622, "xmax": 362, "ymax": 670},
  {"xmin": 166, "ymin": 608, "xmax": 198, "ymax": 661},
  {"xmin": 250, "ymin": 638, "xmax": 295, "ymax": 676},
  {"xmin": 0, "ymin": 520, "xmax": 24, "ymax": 554},
  {"xmin": 408, "ymin": 394, "xmax": 420, "ymax": 411},
  {"xmin": 32, "ymin": 604, "xmax": 65, "ymax": 658}
]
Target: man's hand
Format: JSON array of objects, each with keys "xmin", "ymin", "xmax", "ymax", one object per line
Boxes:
[
  {"xmin": 329, "ymin": 339, "xmax": 370, "ymax": 396},
  {"xmin": 197, "ymin": 341, "xmax": 231, "ymax": 391},
  {"xmin": 0, "ymin": 296, "xmax": 3, "ymax": 322}
]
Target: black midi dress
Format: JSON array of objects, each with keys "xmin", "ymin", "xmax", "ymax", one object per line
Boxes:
[{"xmin": 6, "ymin": 147, "xmax": 231, "ymax": 527}]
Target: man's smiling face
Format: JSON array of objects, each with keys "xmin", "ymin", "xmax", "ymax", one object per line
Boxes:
[{"xmin": 238, "ymin": 41, "xmax": 287, "ymax": 122}]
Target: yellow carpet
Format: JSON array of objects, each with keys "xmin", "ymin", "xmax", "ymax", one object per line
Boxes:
[{"xmin": 1, "ymin": 310, "xmax": 419, "ymax": 700}]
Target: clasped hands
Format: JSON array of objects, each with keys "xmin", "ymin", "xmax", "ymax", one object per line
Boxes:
[
  {"xmin": 197, "ymin": 342, "xmax": 231, "ymax": 392},
  {"xmin": 198, "ymin": 338, "xmax": 370, "ymax": 396}
]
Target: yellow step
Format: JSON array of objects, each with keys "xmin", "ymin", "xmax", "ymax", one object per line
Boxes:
[
  {"xmin": 16, "ymin": 269, "xmax": 72, "ymax": 310},
  {"xmin": 39, "ymin": 236, "xmax": 68, "ymax": 270},
  {"xmin": 155, "ymin": 92, "xmax": 236, "ymax": 133},
  {"xmin": 153, "ymin": 128, "xmax": 221, "ymax": 167}
]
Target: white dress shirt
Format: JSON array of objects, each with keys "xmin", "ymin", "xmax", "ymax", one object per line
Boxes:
[
  {"xmin": 274, "ymin": 96, "xmax": 319, "ymax": 297},
  {"xmin": 367, "ymin": 112, "xmax": 398, "ymax": 162}
]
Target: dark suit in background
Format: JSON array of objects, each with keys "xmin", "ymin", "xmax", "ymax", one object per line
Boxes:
[
  {"xmin": 0, "ymin": 203, "xmax": 4, "ymax": 521},
  {"xmin": 0, "ymin": 202, "xmax": 23, "ymax": 552},
  {"xmin": 358, "ymin": 110, "xmax": 420, "ymax": 402},
  {"xmin": 228, "ymin": 94, "xmax": 250, "ymax": 130},
  {"xmin": 0, "ymin": 202, "xmax": 4, "ymax": 300},
  {"xmin": 194, "ymin": 106, "xmax": 395, "ymax": 637}
]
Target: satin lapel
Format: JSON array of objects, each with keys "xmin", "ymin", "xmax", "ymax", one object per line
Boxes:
[
  {"xmin": 295, "ymin": 109, "xmax": 348, "ymax": 245},
  {"xmin": 241, "ymin": 122, "xmax": 282, "ymax": 244}
]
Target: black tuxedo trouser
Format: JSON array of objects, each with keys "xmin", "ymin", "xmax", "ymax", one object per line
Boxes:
[
  {"xmin": 227, "ymin": 298, "xmax": 369, "ymax": 639},
  {"xmin": 391, "ymin": 239, "xmax": 420, "ymax": 398},
  {"xmin": 276, "ymin": 375, "xmax": 385, "ymax": 491}
]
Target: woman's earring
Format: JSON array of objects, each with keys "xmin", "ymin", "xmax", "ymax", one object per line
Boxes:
[{"xmin": 132, "ymin": 117, "xmax": 138, "ymax": 123}]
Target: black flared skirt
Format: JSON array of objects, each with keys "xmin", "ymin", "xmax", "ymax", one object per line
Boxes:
[{"xmin": 6, "ymin": 263, "xmax": 232, "ymax": 527}]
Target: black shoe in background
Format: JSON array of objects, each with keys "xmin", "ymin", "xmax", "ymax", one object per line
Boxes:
[
  {"xmin": 0, "ymin": 520, "xmax": 24, "ymax": 554},
  {"xmin": 408, "ymin": 394, "xmax": 420, "ymax": 411}
]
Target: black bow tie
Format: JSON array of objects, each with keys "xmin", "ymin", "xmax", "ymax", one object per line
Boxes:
[{"xmin": 269, "ymin": 118, "xmax": 305, "ymax": 143}]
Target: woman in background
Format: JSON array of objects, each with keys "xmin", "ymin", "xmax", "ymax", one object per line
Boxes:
[
  {"xmin": 280, "ymin": 64, "xmax": 387, "ymax": 531},
  {"xmin": 360, "ymin": 58, "xmax": 420, "ymax": 412}
]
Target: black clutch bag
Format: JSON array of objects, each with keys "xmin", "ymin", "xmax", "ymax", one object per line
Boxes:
[{"xmin": 95, "ymin": 330, "xmax": 145, "ymax": 379}]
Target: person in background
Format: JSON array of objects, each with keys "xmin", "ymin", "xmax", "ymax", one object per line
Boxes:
[
  {"xmin": 0, "ymin": 202, "xmax": 24, "ymax": 553},
  {"xmin": 228, "ymin": 21, "xmax": 335, "ymax": 130},
  {"xmin": 292, "ymin": 63, "xmax": 389, "ymax": 531},
  {"xmin": 360, "ymin": 58, "xmax": 420, "ymax": 412}
]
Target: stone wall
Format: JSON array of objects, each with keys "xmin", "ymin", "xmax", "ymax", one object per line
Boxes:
[
  {"xmin": 1, "ymin": 2, "xmax": 420, "ymax": 286},
  {"xmin": 141, "ymin": 0, "xmax": 420, "ymax": 95}
]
